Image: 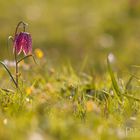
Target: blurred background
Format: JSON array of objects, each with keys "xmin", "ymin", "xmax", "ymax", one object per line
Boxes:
[{"xmin": 0, "ymin": 0, "xmax": 140, "ymax": 73}]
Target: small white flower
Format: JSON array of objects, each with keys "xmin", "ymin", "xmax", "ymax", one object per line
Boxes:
[
  {"xmin": 3, "ymin": 60, "xmax": 16, "ymax": 67},
  {"xmin": 108, "ymin": 53, "xmax": 115, "ymax": 63}
]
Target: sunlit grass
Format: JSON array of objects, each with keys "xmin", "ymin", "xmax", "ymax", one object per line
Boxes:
[
  {"xmin": 0, "ymin": 54, "xmax": 140, "ymax": 140},
  {"xmin": 0, "ymin": 0, "xmax": 140, "ymax": 140}
]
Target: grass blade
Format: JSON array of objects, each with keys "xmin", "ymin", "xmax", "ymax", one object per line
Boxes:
[
  {"xmin": 121, "ymin": 93, "xmax": 140, "ymax": 102},
  {"xmin": 107, "ymin": 56, "xmax": 120, "ymax": 95},
  {"xmin": 107, "ymin": 56, "xmax": 140, "ymax": 102},
  {"xmin": 0, "ymin": 61, "xmax": 17, "ymax": 87},
  {"xmin": 125, "ymin": 76, "xmax": 133, "ymax": 93},
  {"xmin": 107, "ymin": 56, "xmax": 122, "ymax": 103}
]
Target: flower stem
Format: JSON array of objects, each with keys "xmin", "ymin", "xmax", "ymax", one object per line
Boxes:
[
  {"xmin": 17, "ymin": 54, "xmax": 37, "ymax": 64},
  {"xmin": 15, "ymin": 49, "xmax": 18, "ymax": 88},
  {"xmin": 15, "ymin": 21, "xmax": 27, "ymax": 36},
  {"xmin": 14, "ymin": 21, "xmax": 27, "ymax": 88}
]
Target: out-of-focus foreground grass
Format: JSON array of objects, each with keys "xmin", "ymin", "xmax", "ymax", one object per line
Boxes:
[{"xmin": 0, "ymin": 0, "xmax": 140, "ymax": 140}]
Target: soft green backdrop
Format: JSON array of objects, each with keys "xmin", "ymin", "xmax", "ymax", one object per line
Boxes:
[{"xmin": 0, "ymin": 0, "xmax": 140, "ymax": 73}]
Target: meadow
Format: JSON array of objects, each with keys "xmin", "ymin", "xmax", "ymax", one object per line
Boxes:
[{"xmin": 0, "ymin": 0, "xmax": 140, "ymax": 140}]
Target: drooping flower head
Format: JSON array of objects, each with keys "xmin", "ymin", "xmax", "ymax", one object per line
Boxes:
[{"xmin": 14, "ymin": 32, "xmax": 32, "ymax": 55}]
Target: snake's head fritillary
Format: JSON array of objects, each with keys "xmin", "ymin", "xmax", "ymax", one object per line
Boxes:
[{"xmin": 14, "ymin": 32, "xmax": 32, "ymax": 55}]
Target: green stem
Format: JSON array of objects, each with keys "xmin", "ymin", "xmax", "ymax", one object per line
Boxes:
[
  {"xmin": 17, "ymin": 54, "xmax": 37, "ymax": 64},
  {"xmin": 15, "ymin": 21, "xmax": 27, "ymax": 36},
  {"xmin": 14, "ymin": 21, "xmax": 28, "ymax": 88},
  {"xmin": 15, "ymin": 51, "xmax": 18, "ymax": 88}
]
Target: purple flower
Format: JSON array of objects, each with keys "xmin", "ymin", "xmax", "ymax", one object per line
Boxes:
[{"xmin": 14, "ymin": 32, "xmax": 32, "ymax": 55}]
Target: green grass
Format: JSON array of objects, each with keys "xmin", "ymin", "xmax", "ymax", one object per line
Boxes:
[
  {"xmin": 0, "ymin": 56, "xmax": 140, "ymax": 140},
  {"xmin": 0, "ymin": 0, "xmax": 140, "ymax": 139}
]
